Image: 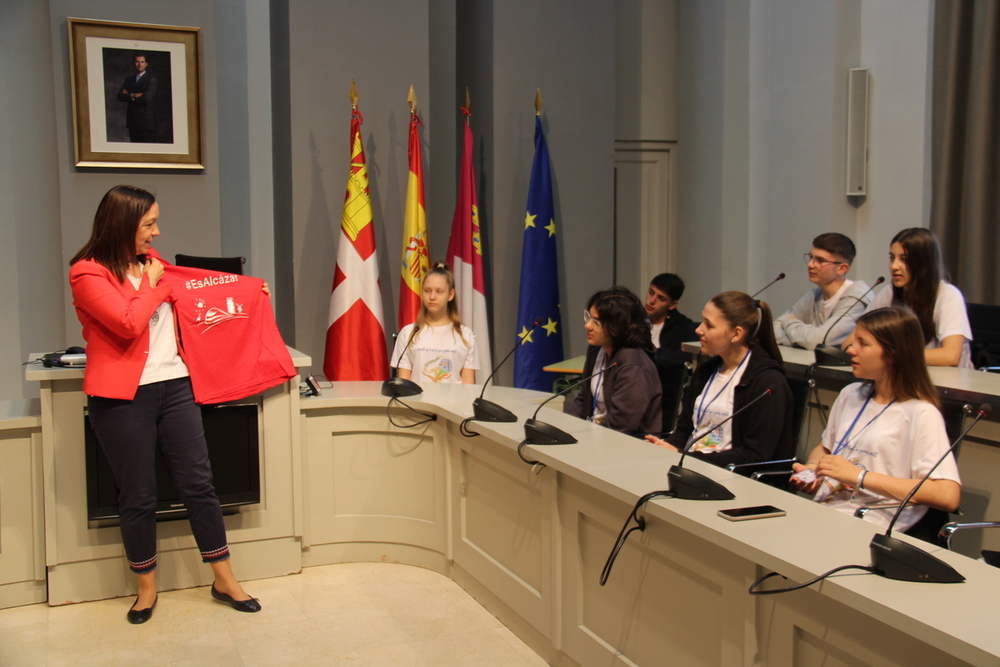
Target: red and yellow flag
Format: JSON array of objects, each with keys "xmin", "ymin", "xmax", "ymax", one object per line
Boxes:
[
  {"xmin": 398, "ymin": 108, "xmax": 429, "ymax": 329},
  {"xmin": 323, "ymin": 101, "xmax": 389, "ymax": 380}
]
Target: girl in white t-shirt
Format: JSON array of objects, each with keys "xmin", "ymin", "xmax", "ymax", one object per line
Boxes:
[
  {"xmin": 792, "ymin": 307, "xmax": 961, "ymax": 531},
  {"xmin": 849, "ymin": 227, "xmax": 972, "ymax": 368},
  {"xmin": 393, "ymin": 261, "xmax": 479, "ymax": 385}
]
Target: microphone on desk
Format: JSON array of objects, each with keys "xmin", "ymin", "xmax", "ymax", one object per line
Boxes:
[
  {"xmin": 750, "ymin": 273, "xmax": 785, "ymax": 299},
  {"xmin": 381, "ymin": 328, "xmax": 422, "ymax": 397},
  {"xmin": 869, "ymin": 403, "xmax": 991, "ymax": 584},
  {"xmin": 471, "ymin": 320, "xmax": 540, "ymax": 423},
  {"xmin": 814, "ymin": 277, "xmax": 884, "ymax": 367},
  {"xmin": 667, "ymin": 388, "xmax": 773, "ymax": 500},
  {"xmin": 523, "ymin": 362, "xmax": 618, "ymax": 445}
]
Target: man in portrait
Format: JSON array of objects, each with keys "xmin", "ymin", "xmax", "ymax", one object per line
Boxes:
[{"xmin": 116, "ymin": 53, "xmax": 158, "ymax": 143}]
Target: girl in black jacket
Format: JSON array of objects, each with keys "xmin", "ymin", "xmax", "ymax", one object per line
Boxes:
[{"xmin": 646, "ymin": 291, "xmax": 794, "ymax": 469}]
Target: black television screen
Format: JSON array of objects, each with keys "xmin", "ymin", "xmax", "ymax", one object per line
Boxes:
[{"xmin": 84, "ymin": 403, "xmax": 261, "ymax": 522}]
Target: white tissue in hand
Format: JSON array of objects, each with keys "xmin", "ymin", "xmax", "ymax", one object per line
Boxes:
[{"xmin": 792, "ymin": 469, "xmax": 816, "ymax": 484}]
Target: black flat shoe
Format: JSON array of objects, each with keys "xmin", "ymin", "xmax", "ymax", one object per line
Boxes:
[
  {"xmin": 211, "ymin": 584, "xmax": 261, "ymax": 613},
  {"xmin": 127, "ymin": 594, "xmax": 157, "ymax": 624}
]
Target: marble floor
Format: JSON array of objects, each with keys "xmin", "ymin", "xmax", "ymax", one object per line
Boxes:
[{"xmin": 0, "ymin": 562, "xmax": 549, "ymax": 666}]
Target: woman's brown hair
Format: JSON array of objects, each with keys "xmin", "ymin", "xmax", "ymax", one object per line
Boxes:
[
  {"xmin": 70, "ymin": 185, "xmax": 156, "ymax": 283},
  {"xmin": 710, "ymin": 291, "xmax": 783, "ymax": 364},
  {"xmin": 889, "ymin": 227, "xmax": 946, "ymax": 345},
  {"xmin": 854, "ymin": 306, "xmax": 941, "ymax": 409}
]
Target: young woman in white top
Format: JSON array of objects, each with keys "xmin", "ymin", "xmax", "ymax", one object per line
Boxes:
[
  {"xmin": 848, "ymin": 227, "xmax": 973, "ymax": 368},
  {"xmin": 793, "ymin": 306, "xmax": 961, "ymax": 532},
  {"xmin": 393, "ymin": 261, "xmax": 479, "ymax": 385}
]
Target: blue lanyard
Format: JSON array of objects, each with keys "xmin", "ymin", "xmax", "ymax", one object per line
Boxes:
[
  {"xmin": 695, "ymin": 349, "xmax": 751, "ymax": 427},
  {"xmin": 832, "ymin": 395, "xmax": 895, "ymax": 457},
  {"xmin": 591, "ymin": 348, "xmax": 608, "ymax": 416}
]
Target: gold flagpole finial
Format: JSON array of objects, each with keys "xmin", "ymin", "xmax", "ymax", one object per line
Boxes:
[
  {"xmin": 349, "ymin": 80, "xmax": 359, "ymax": 109},
  {"xmin": 407, "ymin": 85, "xmax": 417, "ymax": 114},
  {"xmin": 535, "ymin": 89, "xmax": 543, "ymax": 116}
]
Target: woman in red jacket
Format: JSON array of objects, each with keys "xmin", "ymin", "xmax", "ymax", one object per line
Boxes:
[{"xmin": 69, "ymin": 185, "xmax": 260, "ymax": 623}]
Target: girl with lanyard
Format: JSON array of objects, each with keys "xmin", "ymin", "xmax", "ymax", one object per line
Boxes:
[
  {"xmin": 646, "ymin": 291, "xmax": 794, "ymax": 470},
  {"xmin": 569, "ymin": 288, "xmax": 662, "ymax": 436},
  {"xmin": 791, "ymin": 307, "xmax": 960, "ymax": 531}
]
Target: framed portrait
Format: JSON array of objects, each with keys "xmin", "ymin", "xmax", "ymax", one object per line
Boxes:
[{"xmin": 68, "ymin": 18, "xmax": 204, "ymax": 169}]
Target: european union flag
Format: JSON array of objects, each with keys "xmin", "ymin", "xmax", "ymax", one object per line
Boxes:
[{"xmin": 514, "ymin": 116, "xmax": 564, "ymax": 390}]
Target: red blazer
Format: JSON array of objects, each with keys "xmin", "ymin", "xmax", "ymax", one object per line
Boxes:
[{"xmin": 69, "ymin": 249, "xmax": 176, "ymax": 399}]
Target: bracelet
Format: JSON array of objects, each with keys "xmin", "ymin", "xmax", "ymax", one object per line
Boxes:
[{"xmin": 857, "ymin": 469, "xmax": 867, "ymax": 490}]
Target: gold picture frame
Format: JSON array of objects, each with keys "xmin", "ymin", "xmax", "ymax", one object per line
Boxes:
[{"xmin": 68, "ymin": 17, "xmax": 204, "ymax": 169}]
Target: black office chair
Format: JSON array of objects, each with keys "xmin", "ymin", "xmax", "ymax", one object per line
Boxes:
[
  {"xmin": 654, "ymin": 357, "xmax": 692, "ymax": 435},
  {"xmin": 174, "ymin": 254, "xmax": 246, "ymax": 275},
  {"xmin": 938, "ymin": 521, "xmax": 1000, "ymax": 567},
  {"xmin": 725, "ymin": 376, "xmax": 812, "ymax": 488},
  {"xmin": 967, "ymin": 302, "xmax": 1000, "ymax": 372}
]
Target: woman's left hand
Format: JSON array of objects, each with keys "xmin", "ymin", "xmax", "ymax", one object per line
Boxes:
[
  {"xmin": 644, "ymin": 435, "xmax": 679, "ymax": 452},
  {"xmin": 814, "ymin": 454, "xmax": 861, "ymax": 486},
  {"xmin": 261, "ymin": 282, "xmax": 271, "ymax": 297}
]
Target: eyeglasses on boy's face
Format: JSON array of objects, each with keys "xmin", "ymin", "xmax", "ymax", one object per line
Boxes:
[{"xmin": 583, "ymin": 310, "xmax": 603, "ymax": 329}]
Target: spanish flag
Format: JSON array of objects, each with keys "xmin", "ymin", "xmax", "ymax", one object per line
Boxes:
[
  {"xmin": 323, "ymin": 97, "xmax": 389, "ymax": 380},
  {"xmin": 398, "ymin": 106, "xmax": 429, "ymax": 329}
]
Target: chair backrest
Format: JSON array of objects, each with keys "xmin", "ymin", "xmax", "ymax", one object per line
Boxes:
[
  {"xmin": 967, "ymin": 302, "xmax": 1000, "ymax": 369},
  {"xmin": 174, "ymin": 254, "xmax": 246, "ymax": 275},
  {"xmin": 786, "ymin": 376, "xmax": 811, "ymax": 453},
  {"xmin": 654, "ymin": 357, "xmax": 690, "ymax": 434}
]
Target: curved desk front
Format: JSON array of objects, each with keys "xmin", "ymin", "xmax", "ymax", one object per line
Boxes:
[{"xmin": 22, "ymin": 363, "xmax": 1000, "ymax": 666}]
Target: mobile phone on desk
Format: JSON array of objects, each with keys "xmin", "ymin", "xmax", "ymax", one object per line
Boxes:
[{"xmin": 717, "ymin": 505, "xmax": 785, "ymax": 521}]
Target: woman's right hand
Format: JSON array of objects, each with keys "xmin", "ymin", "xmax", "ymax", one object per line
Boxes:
[
  {"xmin": 790, "ymin": 461, "xmax": 822, "ymax": 494},
  {"xmin": 145, "ymin": 257, "xmax": 164, "ymax": 287}
]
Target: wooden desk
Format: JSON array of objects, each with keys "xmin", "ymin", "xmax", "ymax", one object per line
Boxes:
[{"xmin": 542, "ymin": 354, "xmax": 586, "ymax": 374}]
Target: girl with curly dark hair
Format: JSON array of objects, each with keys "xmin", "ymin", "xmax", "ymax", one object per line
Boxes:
[
  {"xmin": 646, "ymin": 291, "xmax": 795, "ymax": 469},
  {"xmin": 568, "ymin": 287, "xmax": 662, "ymax": 435}
]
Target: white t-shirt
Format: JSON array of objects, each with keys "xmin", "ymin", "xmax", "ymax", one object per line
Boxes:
[
  {"xmin": 821, "ymin": 279, "xmax": 853, "ymax": 321},
  {"xmin": 689, "ymin": 351, "xmax": 751, "ymax": 453},
  {"xmin": 650, "ymin": 321, "xmax": 664, "ymax": 349},
  {"xmin": 813, "ymin": 382, "xmax": 960, "ymax": 532},
  {"xmin": 127, "ymin": 273, "xmax": 189, "ymax": 385},
  {"xmin": 866, "ymin": 281, "xmax": 973, "ymax": 368},
  {"xmin": 392, "ymin": 323, "xmax": 480, "ymax": 385}
]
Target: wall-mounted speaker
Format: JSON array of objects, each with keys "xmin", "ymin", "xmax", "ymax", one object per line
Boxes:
[{"xmin": 846, "ymin": 68, "xmax": 870, "ymax": 196}]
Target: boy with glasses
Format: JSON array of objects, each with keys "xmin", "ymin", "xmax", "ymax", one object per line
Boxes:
[{"xmin": 773, "ymin": 233, "xmax": 869, "ymax": 350}]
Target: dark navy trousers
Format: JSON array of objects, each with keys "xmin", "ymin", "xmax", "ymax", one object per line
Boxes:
[{"xmin": 88, "ymin": 377, "xmax": 230, "ymax": 573}]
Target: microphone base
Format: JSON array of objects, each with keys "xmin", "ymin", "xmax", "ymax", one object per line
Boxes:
[
  {"xmin": 524, "ymin": 418, "xmax": 577, "ymax": 445},
  {"xmin": 869, "ymin": 533, "xmax": 964, "ymax": 583},
  {"xmin": 667, "ymin": 464, "xmax": 735, "ymax": 500},
  {"xmin": 473, "ymin": 398, "xmax": 517, "ymax": 423},
  {"xmin": 814, "ymin": 344, "xmax": 852, "ymax": 366},
  {"xmin": 381, "ymin": 377, "xmax": 423, "ymax": 398}
]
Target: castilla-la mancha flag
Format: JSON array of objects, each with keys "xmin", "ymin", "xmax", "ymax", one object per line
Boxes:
[
  {"xmin": 323, "ymin": 105, "xmax": 389, "ymax": 380},
  {"xmin": 445, "ymin": 114, "xmax": 492, "ymax": 371},
  {"xmin": 398, "ymin": 109, "xmax": 429, "ymax": 329}
]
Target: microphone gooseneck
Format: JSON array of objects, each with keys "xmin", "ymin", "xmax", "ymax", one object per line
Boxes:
[
  {"xmin": 869, "ymin": 403, "xmax": 991, "ymax": 584},
  {"xmin": 382, "ymin": 326, "xmax": 422, "ymax": 397},
  {"xmin": 667, "ymin": 387, "xmax": 774, "ymax": 501},
  {"xmin": 522, "ymin": 361, "xmax": 619, "ymax": 446},
  {"xmin": 469, "ymin": 320, "xmax": 541, "ymax": 425},
  {"xmin": 750, "ymin": 273, "xmax": 785, "ymax": 299},
  {"xmin": 814, "ymin": 276, "xmax": 885, "ymax": 367}
]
